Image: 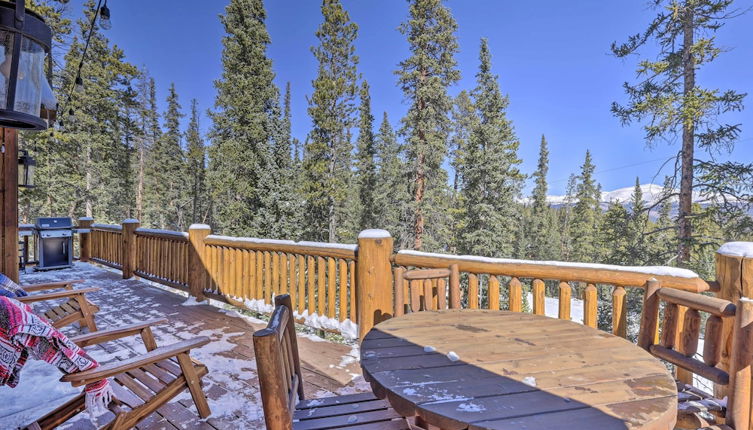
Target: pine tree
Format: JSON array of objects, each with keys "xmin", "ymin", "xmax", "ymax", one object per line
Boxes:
[
  {"xmin": 144, "ymin": 83, "xmax": 187, "ymax": 229},
  {"xmin": 397, "ymin": 0, "xmax": 460, "ymax": 251},
  {"xmin": 526, "ymin": 135, "xmax": 560, "ymax": 260},
  {"xmin": 612, "ymin": 0, "xmax": 747, "ymax": 266},
  {"xmin": 355, "ymin": 81, "xmax": 378, "ymax": 230},
  {"xmin": 449, "ymin": 90, "xmax": 475, "ymax": 201},
  {"xmin": 42, "ymin": 1, "xmax": 138, "ymax": 223},
  {"xmin": 207, "ymin": 0, "xmax": 280, "ymax": 237},
  {"xmin": 458, "ymin": 38, "xmax": 524, "ymax": 257},
  {"xmin": 559, "ymin": 174, "xmax": 578, "ymax": 260},
  {"xmin": 570, "ymin": 151, "xmax": 601, "ymax": 262},
  {"xmin": 304, "ymin": 0, "xmax": 360, "ymax": 242},
  {"xmin": 374, "ymin": 112, "xmax": 409, "ymax": 246},
  {"xmin": 186, "ymin": 99, "xmax": 207, "ymax": 224}
]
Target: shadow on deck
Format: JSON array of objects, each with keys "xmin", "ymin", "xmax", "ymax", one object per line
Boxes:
[{"xmin": 1, "ymin": 262, "xmax": 365, "ymax": 429}]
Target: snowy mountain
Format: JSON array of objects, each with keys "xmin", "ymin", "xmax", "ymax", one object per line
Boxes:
[{"xmin": 544, "ymin": 184, "xmax": 716, "ymax": 206}]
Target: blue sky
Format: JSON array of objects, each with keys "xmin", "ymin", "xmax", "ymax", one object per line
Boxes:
[{"xmin": 67, "ymin": 0, "xmax": 752, "ymax": 195}]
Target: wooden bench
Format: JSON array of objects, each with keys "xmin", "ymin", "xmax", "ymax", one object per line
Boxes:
[
  {"xmin": 638, "ymin": 280, "xmax": 753, "ymax": 430},
  {"xmin": 254, "ymin": 294, "xmax": 410, "ymax": 430},
  {"xmin": 24, "ymin": 318, "xmax": 211, "ymax": 430}
]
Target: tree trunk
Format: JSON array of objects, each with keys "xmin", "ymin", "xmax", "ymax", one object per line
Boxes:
[
  {"xmin": 413, "ymin": 151, "xmax": 425, "ymax": 250},
  {"xmin": 678, "ymin": 6, "xmax": 695, "ymax": 266},
  {"xmin": 85, "ymin": 144, "xmax": 93, "ymax": 217}
]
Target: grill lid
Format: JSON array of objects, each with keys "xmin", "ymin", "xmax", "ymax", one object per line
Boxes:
[{"xmin": 35, "ymin": 217, "xmax": 73, "ymax": 230}]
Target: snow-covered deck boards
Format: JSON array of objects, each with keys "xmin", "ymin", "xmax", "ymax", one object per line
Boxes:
[{"xmin": 1, "ymin": 262, "xmax": 364, "ymax": 429}]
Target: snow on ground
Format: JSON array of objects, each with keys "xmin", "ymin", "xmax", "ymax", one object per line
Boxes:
[
  {"xmin": 525, "ymin": 292, "xmax": 585, "ymax": 323},
  {"xmin": 1, "ymin": 262, "xmax": 365, "ymax": 429}
]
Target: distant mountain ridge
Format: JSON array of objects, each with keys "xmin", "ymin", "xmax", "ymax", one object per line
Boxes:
[{"xmin": 541, "ymin": 183, "xmax": 727, "ymax": 207}]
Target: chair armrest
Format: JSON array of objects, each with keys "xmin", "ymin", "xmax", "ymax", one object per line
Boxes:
[
  {"xmin": 62, "ymin": 336, "xmax": 210, "ymax": 386},
  {"xmin": 69, "ymin": 318, "xmax": 168, "ymax": 348},
  {"xmin": 22, "ymin": 280, "xmax": 85, "ymax": 292},
  {"xmin": 16, "ymin": 288, "xmax": 100, "ymax": 304}
]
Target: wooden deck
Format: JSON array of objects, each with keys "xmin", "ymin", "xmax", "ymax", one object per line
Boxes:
[{"xmin": 5, "ymin": 262, "xmax": 364, "ymax": 429}]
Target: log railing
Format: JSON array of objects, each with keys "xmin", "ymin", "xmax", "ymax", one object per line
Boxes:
[
  {"xmin": 76, "ymin": 219, "xmax": 752, "ymax": 398},
  {"xmin": 134, "ymin": 228, "xmax": 190, "ymax": 290},
  {"xmin": 89, "ymin": 223, "xmax": 123, "ymax": 269},
  {"xmin": 393, "ymin": 250, "xmax": 711, "ymax": 338},
  {"xmin": 202, "ymin": 234, "xmax": 358, "ymax": 334}
]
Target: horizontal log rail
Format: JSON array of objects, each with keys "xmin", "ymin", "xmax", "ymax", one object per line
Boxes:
[
  {"xmin": 91, "ymin": 223, "xmax": 122, "ymax": 233},
  {"xmin": 393, "ymin": 250, "xmax": 709, "ymax": 292},
  {"xmin": 204, "ymin": 235, "xmax": 356, "ymax": 260},
  {"xmin": 135, "ymin": 228, "xmax": 189, "ymax": 241}
]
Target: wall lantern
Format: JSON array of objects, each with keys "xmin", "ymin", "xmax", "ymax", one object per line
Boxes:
[
  {"xmin": 18, "ymin": 148, "xmax": 34, "ymax": 187},
  {"xmin": 0, "ymin": 0, "xmax": 55, "ymax": 130}
]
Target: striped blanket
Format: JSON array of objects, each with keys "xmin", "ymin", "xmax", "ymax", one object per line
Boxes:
[{"xmin": 0, "ymin": 296, "xmax": 112, "ymax": 418}]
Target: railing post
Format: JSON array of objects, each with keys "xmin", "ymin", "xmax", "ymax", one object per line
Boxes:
[
  {"xmin": 78, "ymin": 217, "xmax": 93, "ymax": 262},
  {"xmin": 121, "ymin": 219, "xmax": 140, "ymax": 279},
  {"xmin": 356, "ymin": 229, "xmax": 394, "ymax": 340},
  {"xmin": 188, "ymin": 224, "xmax": 211, "ymax": 302},
  {"xmin": 714, "ymin": 242, "xmax": 753, "ymax": 400}
]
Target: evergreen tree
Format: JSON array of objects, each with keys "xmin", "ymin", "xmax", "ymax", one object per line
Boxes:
[
  {"xmin": 144, "ymin": 83, "xmax": 187, "ymax": 229},
  {"xmin": 186, "ymin": 99, "xmax": 207, "ymax": 224},
  {"xmin": 525, "ymin": 135, "xmax": 560, "ymax": 260},
  {"xmin": 449, "ymin": 90, "xmax": 475, "ymax": 200},
  {"xmin": 570, "ymin": 151, "xmax": 601, "ymax": 262},
  {"xmin": 458, "ymin": 38, "xmax": 524, "ymax": 257},
  {"xmin": 559, "ymin": 174, "xmax": 578, "ymax": 260},
  {"xmin": 374, "ymin": 112, "xmax": 409, "ymax": 246},
  {"xmin": 397, "ymin": 0, "xmax": 460, "ymax": 251},
  {"xmin": 355, "ymin": 81, "xmax": 378, "ymax": 230},
  {"xmin": 612, "ymin": 0, "xmax": 748, "ymax": 266},
  {"xmin": 43, "ymin": 1, "xmax": 138, "ymax": 223},
  {"xmin": 304, "ymin": 0, "xmax": 360, "ymax": 242},
  {"xmin": 207, "ymin": 0, "xmax": 280, "ymax": 237}
]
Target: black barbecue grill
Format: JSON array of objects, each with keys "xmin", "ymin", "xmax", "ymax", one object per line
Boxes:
[{"xmin": 35, "ymin": 217, "xmax": 74, "ymax": 270}]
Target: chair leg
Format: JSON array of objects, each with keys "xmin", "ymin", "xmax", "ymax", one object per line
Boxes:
[{"xmin": 176, "ymin": 353, "xmax": 211, "ymax": 418}]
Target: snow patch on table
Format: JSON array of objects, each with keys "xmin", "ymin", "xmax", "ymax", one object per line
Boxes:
[
  {"xmin": 718, "ymin": 242, "xmax": 753, "ymax": 258},
  {"xmin": 398, "ymin": 250, "xmax": 700, "ymax": 278},
  {"xmin": 457, "ymin": 402, "xmax": 486, "ymax": 412}
]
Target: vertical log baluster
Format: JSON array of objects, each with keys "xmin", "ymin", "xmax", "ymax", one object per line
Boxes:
[
  {"xmin": 612, "ymin": 286, "xmax": 627, "ymax": 338},
  {"xmin": 509, "ymin": 277, "xmax": 522, "ymax": 313},
  {"xmin": 468, "ymin": 274, "xmax": 479, "ymax": 309},
  {"xmin": 338, "ymin": 259, "xmax": 348, "ymax": 321},
  {"xmin": 307, "ymin": 256, "xmax": 315, "ymax": 315},
  {"xmin": 348, "ymin": 260, "xmax": 356, "ymax": 321},
  {"xmin": 532, "ymin": 279, "xmax": 545, "ymax": 315},
  {"xmin": 558, "ymin": 282, "xmax": 571, "ymax": 320},
  {"xmin": 327, "ymin": 257, "xmax": 336, "ymax": 318},
  {"xmin": 297, "ymin": 255, "xmax": 305, "ymax": 313},
  {"xmin": 583, "ymin": 284, "xmax": 597, "ymax": 328},
  {"xmin": 488, "ymin": 275, "xmax": 500, "ymax": 310},
  {"xmin": 317, "ymin": 256, "xmax": 326, "ymax": 316}
]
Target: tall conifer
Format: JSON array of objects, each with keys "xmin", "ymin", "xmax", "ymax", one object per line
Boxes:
[
  {"xmin": 457, "ymin": 38, "xmax": 524, "ymax": 257},
  {"xmin": 397, "ymin": 0, "xmax": 460, "ymax": 250},
  {"xmin": 355, "ymin": 81, "xmax": 378, "ymax": 230},
  {"xmin": 570, "ymin": 151, "xmax": 602, "ymax": 262},
  {"xmin": 304, "ymin": 0, "xmax": 360, "ymax": 242},
  {"xmin": 186, "ymin": 99, "xmax": 207, "ymax": 224},
  {"xmin": 207, "ymin": 0, "xmax": 279, "ymax": 236}
]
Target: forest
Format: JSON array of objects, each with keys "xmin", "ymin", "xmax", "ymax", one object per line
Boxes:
[{"xmin": 17, "ymin": 0, "xmax": 753, "ymax": 282}]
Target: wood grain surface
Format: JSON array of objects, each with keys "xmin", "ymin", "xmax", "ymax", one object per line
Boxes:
[{"xmin": 361, "ymin": 310, "xmax": 677, "ymax": 430}]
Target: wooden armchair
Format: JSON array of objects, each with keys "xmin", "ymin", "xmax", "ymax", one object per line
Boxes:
[
  {"xmin": 17, "ymin": 279, "xmax": 100, "ymax": 332},
  {"xmin": 24, "ymin": 318, "xmax": 211, "ymax": 430},
  {"xmin": 254, "ymin": 294, "xmax": 409, "ymax": 430},
  {"xmin": 638, "ymin": 280, "xmax": 753, "ymax": 430},
  {"xmin": 394, "ymin": 264, "xmax": 460, "ymax": 315}
]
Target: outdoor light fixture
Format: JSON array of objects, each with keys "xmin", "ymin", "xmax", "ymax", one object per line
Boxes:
[
  {"xmin": 99, "ymin": 2, "xmax": 111, "ymax": 30},
  {"xmin": 0, "ymin": 0, "xmax": 55, "ymax": 130},
  {"xmin": 18, "ymin": 148, "xmax": 35, "ymax": 187},
  {"xmin": 74, "ymin": 75, "xmax": 83, "ymax": 93}
]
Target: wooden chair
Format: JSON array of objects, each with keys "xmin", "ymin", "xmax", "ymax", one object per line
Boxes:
[
  {"xmin": 394, "ymin": 264, "xmax": 460, "ymax": 316},
  {"xmin": 24, "ymin": 318, "xmax": 211, "ymax": 430},
  {"xmin": 17, "ymin": 279, "xmax": 100, "ymax": 332},
  {"xmin": 638, "ymin": 280, "xmax": 753, "ymax": 430},
  {"xmin": 254, "ymin": 294, "xmax": 410, "ymax": 430}
]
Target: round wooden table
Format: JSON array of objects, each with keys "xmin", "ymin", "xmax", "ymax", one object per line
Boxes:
[{"xmin": 360, "ymin": 310, "xmax": 677, "ymax": 430}]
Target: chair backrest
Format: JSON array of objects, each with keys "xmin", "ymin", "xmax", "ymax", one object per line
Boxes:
[
  {"xmin": 253, "ymin": 294, "xmax": 305, "ymax": 430},
  {"xmin": 393, "ymin": 264, "xmax": 460, "ymax": 316},
  {"xmin": 638, "ymin": 280, "xmax": 753, "ymax": 428}
]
